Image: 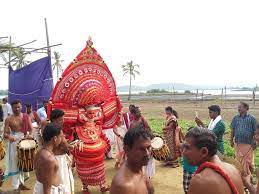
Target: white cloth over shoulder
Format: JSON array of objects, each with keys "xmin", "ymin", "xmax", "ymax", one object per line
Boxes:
[
  {"xmin": 55, "ymin": 154, "xmax": 74, "ymax": 194},
  {"xmin": 33, "ymin": 180, "xmax": 69, "ymax": 194},
  {"xmin": 144, "ymin": 157, "xmax": 155, "ymax": 178},
  {"xmin": 208, "ymin": 115, "xmax": 222, "ymax": 130}
]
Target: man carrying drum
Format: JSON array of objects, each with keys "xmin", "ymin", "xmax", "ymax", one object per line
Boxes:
[{"xmin": 3, "ymin": 99, "xmax": 33, "ymax": 191}]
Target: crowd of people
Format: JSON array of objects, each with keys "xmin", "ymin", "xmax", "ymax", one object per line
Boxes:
[{"xmin": 0, "ymin": 98, "xmax": 259, "ymax": 194}]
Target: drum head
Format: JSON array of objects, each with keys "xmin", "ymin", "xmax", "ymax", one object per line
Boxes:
[
  {"xmin": 19, "ymin": 139, "xmax": 37, "ymax": 149},
  {"xmin": 151, "ymin": 136, "xmax": 164, "ymax": 149}
]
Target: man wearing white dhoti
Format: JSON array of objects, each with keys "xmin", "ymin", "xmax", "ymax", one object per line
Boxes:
[
  {"xmin": 103, "ymin": 128, "xmax": 116, "ymax": 159},
  {"xmin": 3, "ymin": 99, "xmax": 33, "ymax": 191},
  {"xmin": 49, "ymin": 109, "xmax": 74, "ymax": 194},
  {"xmin": 34, "ymin": 123, "xmax": 69, "ymax": 194}
]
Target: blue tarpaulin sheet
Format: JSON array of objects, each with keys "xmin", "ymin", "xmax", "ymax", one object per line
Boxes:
[{"xmin": 8, "ymin": 56, "xmax": 53, "ymax": 111}]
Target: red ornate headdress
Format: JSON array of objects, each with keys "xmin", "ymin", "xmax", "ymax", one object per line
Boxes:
[{"xmin": 50, "ymin": 37, "xmax": 122, "ymax": 129}]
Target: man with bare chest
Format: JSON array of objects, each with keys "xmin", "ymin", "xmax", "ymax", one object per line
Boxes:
[
  {"xmin": 110, "ymin": 126, "xmax": 154, "ymax": 194},
  {"xmin": 33, "ymin": 123, "xmax": 69, "ymax": 194},
  {"xmin": 3, "ymin": 99, "xmax": 33, "ymax": 191},
  {"xmin": 183, "ymin": 127, "xmax": 244, "ymax": 194},
  {"xmin": 50, "ymin": 109, "xmax": 74, "ymax": 193}
]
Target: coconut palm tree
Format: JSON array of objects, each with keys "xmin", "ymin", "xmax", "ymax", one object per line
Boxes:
[
  {"xmin": 52, "ymin": 51, "xmax": 63, "ymax": 80},
  {"xmin": 121, "ymin": 60, "xmax": 140, "ymax": 100},
  {"xmin": 0, "ymin": 41, "xmax": 27, "ymax": 69}
]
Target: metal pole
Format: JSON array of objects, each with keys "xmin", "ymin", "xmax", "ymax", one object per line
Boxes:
[
  {"xmin": 224, "ymin": 86, "xmax": 227, "ymax": 108},
  {"xmin": 44, "ymin": 18, "xmax": 51, "ymax": 57},
  {"xmin": 221, "ymin": 88, "xmax": 223, "ymax": 106}
]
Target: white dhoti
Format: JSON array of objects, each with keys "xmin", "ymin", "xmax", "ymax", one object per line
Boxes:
[
  {"xmin": 33, "ymin": 180, "xmax": 69, "ymax": 194},
  {"xmin": 32, "ymin": 122, "xmax": 42, "ymax": 148},
  {"xmin": 4, "ymin": 131, "xmax": 25, "ymax": 189},
  {"xmin": 103, "ymin": 128, "xmax": 116, "ymax": 158},
  {"xmin": 144, "ymin": 157, "xmax": 155, "ymax": 178},
  {"xmin": 55, "ymin": 154, "xmax": 74, "ymax": 194}
]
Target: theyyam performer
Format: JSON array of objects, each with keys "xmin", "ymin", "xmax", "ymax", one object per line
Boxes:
[{"xmin": 48, "ymin": 37, "xmax": 122, "ymax": 194}]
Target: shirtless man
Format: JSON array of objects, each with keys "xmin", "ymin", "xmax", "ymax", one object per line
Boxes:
[
  {"xmin": 3, "ymin": 99, "xmax": 33, "ymax": 190},
  {"xmin": 50, "ymin": 109, "xmax": 74, "ymax": 193},
  {"xmin": 110, "ymin": 126, "xmax": 154, "ymax": 194},
  {"xmin": 33, "ymin": 122, "xmax": 68, "ymax": 194},
  {"xmin": 183, "ymin": 127, "xmax": 244, "ymax": 194}
]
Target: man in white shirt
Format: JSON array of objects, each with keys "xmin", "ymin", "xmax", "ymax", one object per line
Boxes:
[
  {"xmin": 36, "ymin": 100, "xmax": 48, "ymax": 121},
  {"xmin": 2, "ymin": 98, "xmax": 12, "ymax": 120}
]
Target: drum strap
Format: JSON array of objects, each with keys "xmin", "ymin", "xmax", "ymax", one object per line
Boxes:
[{"xmin": 195, "ymin": 162, "xmax": 238, "ymax": 194}]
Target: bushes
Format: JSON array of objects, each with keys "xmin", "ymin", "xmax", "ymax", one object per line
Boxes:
[{"xmin": 148, "ymin": 118, "xmax": 235, "ymax": 157}]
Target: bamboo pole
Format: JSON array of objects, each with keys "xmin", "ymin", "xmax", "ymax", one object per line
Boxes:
[{"xmin": 44, "ymin": 18, "xmax": 51, "ymax": 57}]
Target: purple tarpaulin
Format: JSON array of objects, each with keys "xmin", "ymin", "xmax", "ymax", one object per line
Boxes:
[{"xmin": 8, "ymin": 56, "xmax": 53, "ymax": 111}]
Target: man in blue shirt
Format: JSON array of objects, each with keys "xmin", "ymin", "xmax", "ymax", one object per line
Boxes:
[
  {"xmin": 36, "ymin": 100, "xmax": 48, "ymax": 121},
  {"xmin": 230, "ymin": 101, "xmax": 257, "ymax": 189}
]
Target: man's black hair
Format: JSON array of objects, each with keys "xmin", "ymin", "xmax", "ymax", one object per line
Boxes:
[
  {"xmin": 25, "ymin": 104, "xmax": 32, "ymax": 108},
  {"xmin": 50, "ymin": 109, "xmax": 65, "ymax": 122},
  {"xmin": 11, "ymin": 99, "xmax": 21, "ymax": 107},
  {"xmin": 165, "ymin": 106, "xmax": 178, "ymax": 118},
  {"xmin": 42, "ymin": 123, "xmax": 62, "ymax": 142},
  {"xmin": 124, "ymin": 125, "xmax": 151, "ymax": 149},
  {"xmin": 185, "ymin": 127, "xmax": 217, "ymax": 157},
  {"xmin": 240, "ymin": 101, "xmax": 249, "ymax": 110},
  {"xmin": 208, "ymin": 105, "xmax": 221, "ymax": 115},
  {"xmin": 43, "ymin": 100, "xmax": 49, "ymax": 104}
]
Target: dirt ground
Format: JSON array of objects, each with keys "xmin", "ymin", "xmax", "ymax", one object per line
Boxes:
[
  {"xmin": 1, "ymin": 99, "xmax": 258, "ymax": 194},
  {"xmin": 0, "ymin": 159, "xmax": 184, "ymax": 194}
]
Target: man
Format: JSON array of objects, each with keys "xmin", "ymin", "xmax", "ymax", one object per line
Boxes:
[
  {"xmin": 122, "ymin": 104, "xmax": 136, "ymax": 130},
  {"xmin": 230, "ymin": 102, "xmax": 256, "ymax": 188},
  {"xmin": 3, "ymin": 99, "xmax": 33, "ymax": 191},
  {"xmin": 26, "ymin": 104, "xmax": 41, "ymax": 144},
  {"xmin": 33, "ymin": 122, "xmax": 69, "ymax": 194},
  {"xmin": 50, "ymin": 109, "xmax": 74, "ymax": 194},
  {"xmin": 110, "ymin": 126, "xmax": 154, "ymax": 194},
  {"xmin": 183, "ymin": 127, "xmax": 244, "ymax": 194},
  {"xmin": 195, "ymin": 105, "xmax": 225, "ymax": 154},
  {"xmin": 26, "ymin": 104, "xmax": 41, "ymax": 125},
  {"xmin": 242, "ymin": 124, "xmax": 259, "ymax": 194},
  {"xmin": 37, "ymin": 100, "xmax": 48, "ymax": 121},
  {"xmin": 2, "ymin": 98, "xmax": 12, "ymax": 120},
  {"xmin": 129, "ymin": 107, "xmax": 155, "ymax": 178}
]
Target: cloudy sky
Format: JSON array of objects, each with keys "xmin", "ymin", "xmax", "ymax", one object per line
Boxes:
[{"xmin": 1, "ymin": 0, "xmax": 259, "ymax": 90}]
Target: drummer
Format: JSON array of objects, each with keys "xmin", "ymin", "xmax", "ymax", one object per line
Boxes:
[{"xmin": 3, "ymin": 99, "xmax": 33, "ymax": 191}]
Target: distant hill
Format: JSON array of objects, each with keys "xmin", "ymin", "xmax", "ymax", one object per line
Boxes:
[
  {"xmin": 117, "ymin": 82, "xmax": 258, "ymax": 93},
  {"xmin": 117, "ymin": 83, "xmax": 222, "ymax": 92}
]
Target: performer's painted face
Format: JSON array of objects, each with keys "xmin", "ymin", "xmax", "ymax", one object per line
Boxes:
[
  {"xmin": 125, "ymin": 136, "xmax": 151, "ymax": 166},
  {"xmin": 86, "ymin": 107, "xmax": 102, "ymax": 121}
]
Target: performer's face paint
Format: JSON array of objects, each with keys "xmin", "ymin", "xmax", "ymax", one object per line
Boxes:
[
  {"xmin": 183, "ymin": 137, "xmax": 208, "ymax": 166},
  {"xmin": 125, "ymin": 136, "xmax": 151, "ymax": 166}
]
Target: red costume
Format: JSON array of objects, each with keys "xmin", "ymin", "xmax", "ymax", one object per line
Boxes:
[{"xmin": 48, "ymin": 38, "xmax": 121, "ymax": 193}]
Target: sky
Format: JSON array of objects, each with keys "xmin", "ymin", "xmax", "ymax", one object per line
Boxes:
[{"xmin": 1, "ymin": 0, "xmax": 259, "ymax": 90}]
